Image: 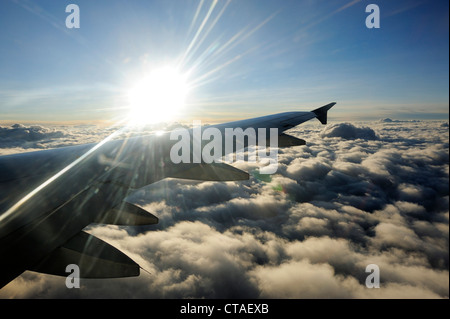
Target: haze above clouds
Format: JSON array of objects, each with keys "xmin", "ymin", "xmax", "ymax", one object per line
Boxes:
[{"xmin": 0, "ymin": 119, "xmax": 448, "ymax": 298}]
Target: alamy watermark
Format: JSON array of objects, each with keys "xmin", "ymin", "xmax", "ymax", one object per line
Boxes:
[
  {"xmin": 65, "ymin": 3, "xmax": 381, "ymax": 30},
  {"xmin": 365, "ymin": 264, "xmax": 380, "ymax": 288},
  {"xmin": 65, "ymin": 4, "xmax": 80, "ymax": 29},
  {"xmin": 169, "ymin": 121, "xmax": 279, "ymax": 174},
  {"xmin": 366, "ymin": 4, "xmax": 380, "ymax": 29},
  {"xmin": 65, "ymin": 264, "xmax": 80, "ymax": 288}
]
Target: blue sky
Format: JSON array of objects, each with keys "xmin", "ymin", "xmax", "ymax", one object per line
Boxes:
[{"xmin": 0, "ymin": 0, "xmax": 448, "ymax": 123}]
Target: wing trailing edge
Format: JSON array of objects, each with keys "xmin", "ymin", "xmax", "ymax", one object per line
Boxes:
[
  {"xmin": 94, "ymin": 201, "xmax": 158, "ymax": 226},
  {"xmin": 168, "ymin": 162, "xmax": 249, "ymax": 181},
  {"xmin": 277, "ymin": 133, "xmax": 306, "ymax": 147},
  {"xmin": 30, "ymin": 231, "xmax": 140, "ymax": 278}
]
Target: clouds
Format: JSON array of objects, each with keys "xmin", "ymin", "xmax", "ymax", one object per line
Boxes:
[
  {"xmin": 0, "ymin": 123, "xmax": 65, "ymax": 142},
  {"xmin": 0, "ymin": 123, "xmax": 66, "ymax": 151},
  {"xmin": 0, "ymin": 119, "xmax": 448, "ymax": 298},
  {"xmin": 0, "ymin": 122, "xmax": 181, "ymax": 155},
  {"xmin": 0, "ymin": 123, "xmax": 105, "ymax": 154},
  {"xmin": 320, "ymin": 123, "xmax": 379, "ymax": 140}
]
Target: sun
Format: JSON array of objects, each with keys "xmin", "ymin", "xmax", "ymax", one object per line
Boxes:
[{"xmin": 127, "ymin": 66, "xmax": 188, "ymax": 125}]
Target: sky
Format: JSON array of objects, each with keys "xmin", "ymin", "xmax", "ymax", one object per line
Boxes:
[{"xmin": 0, "ymin": 0, "xmax": 448, "ymax": 124}]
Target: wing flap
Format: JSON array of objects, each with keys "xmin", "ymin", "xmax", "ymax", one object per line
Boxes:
[
  {"xmin": 168, "ymin": 162, "xmax": 249, "ymax": 181},
  {"xmin": 277, "ymin": 133, "xmax": 306, "ymax": 147},
  {"xmin": 30, "ymin": 231, "xmax": 139, "ymax": 278},
  {"xmin": 94, "ymin": 201, "xmax": 158, "ymax": 226}
]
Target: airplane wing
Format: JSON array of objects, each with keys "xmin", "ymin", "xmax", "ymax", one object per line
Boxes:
[{"xmin": 0, "ymin": 102, "xmax": 335, "ymax": 288}]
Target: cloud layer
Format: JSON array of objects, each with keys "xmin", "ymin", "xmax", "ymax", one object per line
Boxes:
[{"xmin": 0, "ymin": 120, "xmax": 448, "ymax": 298}]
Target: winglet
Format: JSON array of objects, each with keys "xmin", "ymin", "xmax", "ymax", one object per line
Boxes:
[{"xmin": 311, "ymin": 102, "xmax": 336, "ymax": 125}]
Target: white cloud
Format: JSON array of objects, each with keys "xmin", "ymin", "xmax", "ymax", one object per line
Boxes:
[
  {"xmin": 0, "ymin": 119, "xmax": 448, "ymax": 298},
  {"xmin": 320, "ymin": 123, "xmax": 379, "ymax": 140}
]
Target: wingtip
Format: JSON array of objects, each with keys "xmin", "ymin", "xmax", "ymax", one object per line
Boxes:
[{"xmin": 312, "ymin": 102, "xmax": 336, "ymax": 125}]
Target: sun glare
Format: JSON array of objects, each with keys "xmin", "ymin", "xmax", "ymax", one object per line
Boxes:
[{"xmin": 127, "ymin": 66, "xmax": 188, "ymax": 125}]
